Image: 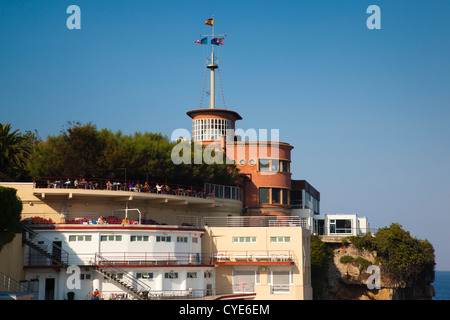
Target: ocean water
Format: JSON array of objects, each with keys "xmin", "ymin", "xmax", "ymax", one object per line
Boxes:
[{"xmin": 432, "ymin": 271, "xmax": 450, "ymax": 300}]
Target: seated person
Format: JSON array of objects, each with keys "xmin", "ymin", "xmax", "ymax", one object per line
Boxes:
[{"xmin": 121, "ymin": 217, "xmax": 130, "ymax": 225}]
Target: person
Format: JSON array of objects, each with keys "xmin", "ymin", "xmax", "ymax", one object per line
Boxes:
[
  {"xmin": 144, "ymin": 181, "xmax": 149, "ymax": 193},
  {"xmin": 97, "ymin": 216, "xmax": 104, "ymax": 224},
  {"xmin": 91, "ymin": 289, "xmax": 101, "ymax": 300},
  {"xmin": 122, "ymin": 217, "xmax": 130, "ymax": 225},
  {"xmin": 156, "ymin": 183, "xmax": 162, "ymax": 193},
  {"xmin": 106, "ymin": 180, "xmax": 111, "ymax": 190}
]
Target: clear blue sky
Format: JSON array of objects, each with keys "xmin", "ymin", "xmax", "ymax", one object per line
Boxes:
[{"xmin": 1, "ymin": 0, "xmax": 449, "ymax": 271}]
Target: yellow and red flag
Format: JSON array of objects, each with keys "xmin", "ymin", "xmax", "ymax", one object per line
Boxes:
[{"xmin": 205, "ymin": 18, "xmax": 214, "ymax": 26}]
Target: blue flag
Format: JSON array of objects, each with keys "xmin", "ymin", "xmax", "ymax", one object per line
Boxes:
[{"xmin": 211, "ymin": 38, "xmax": 224, "ymax": 46}]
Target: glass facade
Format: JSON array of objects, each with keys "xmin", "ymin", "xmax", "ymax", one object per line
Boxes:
[{"xmin": 192, "ymin": 118, "xmax": 232, "ymax": 141}]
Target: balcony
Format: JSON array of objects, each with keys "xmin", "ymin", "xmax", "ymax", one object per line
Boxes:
[{"xmin": 212, "ymin": 250, "xmax": 295, "ymax": 265}]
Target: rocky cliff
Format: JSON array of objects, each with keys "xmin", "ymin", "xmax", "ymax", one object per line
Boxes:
[{"xmin": 322, "ymin": 243, "xmax": 435, "ymax": 300}]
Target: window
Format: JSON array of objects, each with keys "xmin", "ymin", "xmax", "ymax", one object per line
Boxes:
[
  {"xmin": 280, "ymin": 160, "xmax": 289, "ymax": 173},
  {"xmin": 131, "ymin": 235, "xmax": 149, "ymax": 242},
  {"xmin": 330, "ymin": 219, "xmax": 352, "ymax": 234},
  {"xmin": 177, "ymin": 236, "xmax": 188, "ymax": 243},
  {"xmin": 259, "ymin": 159, "xmax": 270, "ymax": 172},
  {"xmin": 259, "ymin": 188, "xmax": 289, "ymax": 205},
  {"xmin": 204, "ymin": 271, "xmax": 213, "ymax": 278},
  {"xmin": 233, "ymin": 237, "xmax": 256, "ymax": 243},
  {"xmin": 69, "ymin": 235, "xmax": 92, "ymax": 242},
  {"xmin": 192, "ymin": 237, "xmax": 198, "ymax": 243},
  {"xmin": 101, "ymin": 235, "xmax": 122, "ymax": 241},
  {"xmin": 187, "ymin": 272, "xmax": 197, "ymax": 278},
  {"xmin": 156, "ymin": 236, "xmax": 171, "ymax": 242},
  {"xmin": 258, "ymin": 159, "xmax": 289, "ymax": 173},
  {"xmin": 136, "ymin": 272, "xmax": 153, "ymax": 279},
  {"xmin": 80, "ymin": 274, "xmax": 91, "ymax": 280},
  {"xmin": 193, "ymin": 118, "xmax": 231, "ymax": 141},
  {"xmin": 233, "ymin": 269, "xmax": 260, "ymax": 293},
  {"xmin": 165, "ymin": 272, "xmax": 178, "ymax": 279},
  {"xmin": 270, "ymin": 236, "xmax": 291, "ymax": 243},
  {"xmin": 270, "ymin": 270, "xmax": 292, "ymax": 294},
  {"xmin": 272, "ymin": 188, "xmax": 281, "ymax": 204},
  {"xmin": 259, "ymin": 188, "xmax": 270, "ymax": 203}
]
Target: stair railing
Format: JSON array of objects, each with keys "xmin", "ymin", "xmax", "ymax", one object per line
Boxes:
[
  {"xmin": 21, "ymin": 225, "xmax": 69, "ymax": 268},
  {"xmin": 94, "ymin": 253, "xmax": 151, "ymax": 300}
]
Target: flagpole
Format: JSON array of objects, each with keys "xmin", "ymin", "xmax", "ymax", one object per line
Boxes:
[{"xmin": 210, "ymin": 15, "xmax": 215, "ymax": 108}]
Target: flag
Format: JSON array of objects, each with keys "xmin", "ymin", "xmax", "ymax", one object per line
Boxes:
[
  {"xmin": 211, "ymin": 37, "xmax": 224, "ymax": 45},
  {"xmin": 205, "ymin": 18, "xmax": 214, "ymax": 26},
  {"xmin": 195, "ymin": 37, "xmax": 208, "ymax": 45}
]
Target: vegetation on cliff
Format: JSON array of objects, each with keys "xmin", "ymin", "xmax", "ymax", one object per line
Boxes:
[
  {"xmin": 310, "ymin": 235, "xmax": 333, "ymax": 299},
  {"xmin": 349, "ymin": 223, "xmax": 435, "ymax": 287}
]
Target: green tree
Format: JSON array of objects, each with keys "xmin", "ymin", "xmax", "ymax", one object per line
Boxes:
[
  {"xmin": 310, "ymin": 235, "xmax": 333, "ymax": 299},
  {"xmin": 28, "ymin": 121, "xmax": 240, "ymax": 186},
  {"xmin": 350, "ymin": 223, "xmax": 435, "ymax": 286},
  {"xmin": 0, "ymin": 123, "xmax": 34, "ymax": 180},
  {"xmin": 0, "ymin": 186, "xmax": 23, "ymax": 251}
]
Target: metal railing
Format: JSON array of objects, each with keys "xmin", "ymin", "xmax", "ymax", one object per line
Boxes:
[
  {"xmin": 212, "ymin": 250, "xmax": 296, "ymax": 264},
  {"xmin": 94, "ymin": 252, "xmax": 211, "ymax": 266},
  {"xmin": 204, "ymin": 216, "xmax": 308, "ymax": 228},
  {"xmin": 94, "ymin": 253, "xmax": 152, "ymax": 300},
  {"xmin": 0, "ymin": 272, "xmax": 31, "ymax": 294},
  {"xmin": 33, "ymin": 176, "xmax": 212, "ymax": 199},
  {"xmin": 22, "ymin": 225, "xmax": 69, "ymax": 268}
]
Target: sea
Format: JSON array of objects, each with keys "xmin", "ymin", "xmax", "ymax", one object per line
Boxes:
[{"xmin": 432, "ymin": 270, "xmax": 450, "ymax": 300}]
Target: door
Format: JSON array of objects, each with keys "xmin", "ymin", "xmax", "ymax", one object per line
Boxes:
[
  {"xmin": 45, "ymin": 278, "xmax": 55, "ymax": 300},
  {"xmin": 52, "ymin": 241, "xmax": 62, "ymax": 265}
]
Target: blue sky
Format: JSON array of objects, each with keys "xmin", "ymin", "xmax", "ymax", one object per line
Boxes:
[{"xmin": 1, "ymin": 0, "xmax": 450, "ymax": 271}]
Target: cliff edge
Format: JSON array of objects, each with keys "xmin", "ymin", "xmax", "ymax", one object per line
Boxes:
[{"xmin": 322, "ymin": 242, "xmax": 435, "ymax": 300}]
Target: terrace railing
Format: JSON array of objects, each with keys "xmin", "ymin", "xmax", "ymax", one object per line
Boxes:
[{"xmin": 33, "ymin": 176, "xmax": 245, "ymax": 201}]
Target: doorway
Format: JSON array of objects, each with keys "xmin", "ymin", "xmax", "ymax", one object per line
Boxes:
[{"xmin": 45, "ymin": 278, "xmax": 55, "ymax": 300}]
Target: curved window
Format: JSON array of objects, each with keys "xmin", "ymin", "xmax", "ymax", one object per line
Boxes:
[{"xmin": 192, "ymin": 118, "xmax": 231, "ymax": 141}]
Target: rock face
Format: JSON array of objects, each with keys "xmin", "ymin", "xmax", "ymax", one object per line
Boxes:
[{"xmin": 322, "ymin": 243, "xmax": 435, "ymax": 300}]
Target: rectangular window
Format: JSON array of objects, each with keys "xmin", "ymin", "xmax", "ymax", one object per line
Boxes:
[
  {"xmin": 204, "ymin": 271, "xmax": 213, "ymax": 278},
  {"xmin": 157, "ymin": 236, "xmax": 172, "ymax": 242},
  {"xmin": 259, "ymin": 187, "xmax": 270, "ymax": 203},
  {"xmin": 136, "ymin": 272, "xmax": 153, "ymax": 279},
  {"xmin": 177, "ymin": 236, "xmax": 188, "ymax": 243},
  {"xmin": 192, "ymin": 237, "xmax": 198, "ymax": 243},
  {"xmin": 101, "ymin": 235, "xmax": 121, "ymax": 241},
  {"xmin": 165, "ymin": 272, "xmax": 178, "ymax": 279},
  {"xmin": 270, "ymin": 236, "xmax": 291, "ymax": 243},
  {"xmin": 187, "ymin": 272, "xmax": 197, "ymax": 278},
  {"xmin": 233, "ymin": 237, "xmax": 256, "ymax": 243},
  {"xmin": 280, "ymin": 160, "xmax": 289, "ymax": 172},
  {"xmin": 69, "ymin": 235, "xmax": 92, "ymax": 242},
  {"xmin": 259, "ymin": 159, "xmax": 270, "ymax": 171},
  {"xmin": 131, "ymin": 235, "xmax": 149, "ymax": 242},
  {"xmin": 272, "ymin": 188, "xmax": 281, "ymax": 204},
  {"xmin": 282, "ymin": 188, "xmax": 289, "ymax": 205}
]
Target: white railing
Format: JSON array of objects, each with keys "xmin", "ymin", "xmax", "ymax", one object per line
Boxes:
[{"xmin": 204, "ymin": 216, "xmax": 308, "ymax": 228}]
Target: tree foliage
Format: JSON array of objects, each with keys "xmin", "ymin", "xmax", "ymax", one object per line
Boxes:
[
  {"xmin": 28, "ymin": 121, "xmax": 239, "ymax": 186},
  {"xmin": 350, "ymin": 223, "xmax": 435, "ymax": 286},
  {"xmin": 310, "ymin": 235, "xmax": 333, "ymax": 299},
  {"xmin": 0, "ymin": 123, "xmax": 38, "ymax": 180},
  {"xmin": 0, "ymin": 186, "xmax": 23, "ymax": 251}
]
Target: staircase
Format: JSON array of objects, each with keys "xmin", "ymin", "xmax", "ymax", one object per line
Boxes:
[
  {"xmin": 94, "ymin": 253, "xmax": 152, "ymax": 300},
  {"xmin": 21, "ymin": 226, "xmax": 151, "ymax": 300},
  {"xmin": 21, "ymin": 225, "xmax": 69, "ymax": 269}
]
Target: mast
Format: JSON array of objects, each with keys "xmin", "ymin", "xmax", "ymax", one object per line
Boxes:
[{"xmin": 200, "ymin": 15, "xmax": 226, "ymax": 109}]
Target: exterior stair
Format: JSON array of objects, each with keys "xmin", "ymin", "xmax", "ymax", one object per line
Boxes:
[
  {"xmin": 21, "ymin": 225, "xmax": 70, "ymax": 269},
  {"xmin": 94, "ymin": 254, "xmax": 151, "ymax": 300}
]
